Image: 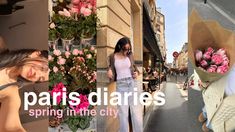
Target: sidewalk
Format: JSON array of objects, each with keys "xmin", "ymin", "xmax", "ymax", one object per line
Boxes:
[
  {"xmin": 143, "ymin": 82, "xmax": 166, "ymax": 129},
  {"xmin": 176, "ymin": 83, "xmax": 188, "ymax": 101},
  {"xmin": 144, "ymin": 80, "xmax": 188, "ymax": 132}
]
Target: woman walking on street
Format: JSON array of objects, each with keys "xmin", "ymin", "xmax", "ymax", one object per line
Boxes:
[{"xmin": 107, "ymin": 37, "xmax": 142, "ymax": 132}]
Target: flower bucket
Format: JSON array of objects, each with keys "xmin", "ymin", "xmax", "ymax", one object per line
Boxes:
[
  {"xmin": 80, "ymin": 37, "xmax": 95, "ymax": 46},
  {"xmin": 61, "ymin": 38, "xmax": 74, "ymax": 51},
  {"xmin": 48, "ymin": 38, "xmax": 59, "ymax": 51}
]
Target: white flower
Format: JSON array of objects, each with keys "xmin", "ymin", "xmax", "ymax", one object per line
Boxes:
[{"xmin": 49, "ymin": 22, "xmax": 56, "ymax": 29}]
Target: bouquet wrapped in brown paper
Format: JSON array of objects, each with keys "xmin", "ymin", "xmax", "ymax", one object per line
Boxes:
[{"xmin": 188, "ymin": 10, "xmax": 235, "ymax": 83}]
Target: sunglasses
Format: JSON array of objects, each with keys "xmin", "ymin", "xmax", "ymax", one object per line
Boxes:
[{"xmin": 122, "ymin": 47, "xmax": 131, "ymax": 51}]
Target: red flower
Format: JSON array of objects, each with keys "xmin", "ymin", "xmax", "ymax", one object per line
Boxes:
[
  {"xmin": 51, "ymin": 83, "xmax": 66, "ymax": 105},
  {"xmin": 69, "ymin": 94, "xmax": 89, "ymax": 113}
]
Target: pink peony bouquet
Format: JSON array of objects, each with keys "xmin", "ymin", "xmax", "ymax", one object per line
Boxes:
[{"xmin": 195, "ymin": 47, "xmax": 229, "ymax": 74}]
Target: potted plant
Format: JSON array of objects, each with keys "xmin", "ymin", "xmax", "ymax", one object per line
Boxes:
[
  {"xmin": 53, "ymin": 9, "xmax": 77, "ymax": 51},
  {"xmin": 70, "ymin": 0, "xmax": 99, "ymax": 45},
  {"xmin": 78, "ymin": 13, "xmax": 98, "ymax": 45},
  {"xmin": 48, "ymin": 22, "xmax": 59, "ymax": 50}
]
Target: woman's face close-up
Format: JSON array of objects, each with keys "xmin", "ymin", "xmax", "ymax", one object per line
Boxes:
[
  {"xmin": 122, "ymin": 44, "xmax": 131, "ymax": 55},
  {"xmin": 20, "ymin": 61, "xmax": 49, "ymax": 82}
]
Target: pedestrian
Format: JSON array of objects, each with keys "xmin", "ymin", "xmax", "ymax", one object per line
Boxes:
[
  {"xmin": 107, "ymin": 37, "xmax": 142, "ymax": 132},
  {"xmin": 0, "ymin": 48, "xmax": 49, "ymax": 132}
]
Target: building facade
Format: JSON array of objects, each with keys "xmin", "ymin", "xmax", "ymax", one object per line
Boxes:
[
  {"xmin": 143, "ymin": 0, "xmax": 166, "ymax": 71},
  {"xmin": 175, "ymin": 43, "xmax": 188, "ymax": 70},
  {"xmin": 156, "ymin": 9, "xmax": 167, "ymax": 63}
]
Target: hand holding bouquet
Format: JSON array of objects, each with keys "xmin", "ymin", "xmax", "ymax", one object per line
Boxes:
[
  {"xmin": 195, "ymin": 47, "xmax": 229, "ymax": 74},
  {"xmin": 189, "ymin": 10, "xmax": 235, "ymax": 83}
]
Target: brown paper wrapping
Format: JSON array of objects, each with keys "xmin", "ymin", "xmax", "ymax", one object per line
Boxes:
[{"xmin": 188, "ymin": 9, "xmax": 235, "ymax": 83}]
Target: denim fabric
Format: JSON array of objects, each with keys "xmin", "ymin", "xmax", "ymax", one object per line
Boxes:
[
  {"xmin": 202, "ymin": 106, "xmax": 212, "ymax": 129},
  {"xmin": 116, "ymin": 78, "xmax": 143, "ymax": 132}
]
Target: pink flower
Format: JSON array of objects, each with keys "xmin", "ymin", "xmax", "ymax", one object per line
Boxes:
[
  {"xmin": 206, "ymin": 47, "xmax": 214, "ymax": 54},
  {"xmin": 71, "ymin": 6, "xmax": 79, "ymax": 13},
  {"xmin": 222, "ymin": 56, "xmax": 229, "ymax": 66},
  {"xmin": 90, "ymin": 46, "xmax": 95, "ymax": 51},
  {"xmin": 203, "ymin": 52, "xmax": 211, "ymax": 60},
  {"xmin": 48, "ymin": 55, "xmax": 53, "ymax": 61},
  {"xmin": 77, "ymin": 57, "xmax": 85, "ymax": 62},
  {"xmin": 50, "ymin": 83, "xmax": 66, "ymax": 105},
  {"xmin": 216, "ymin": 48, "xmax": 226, "ymax": 56},
  {"xmin": 78, "ymin": 50, "xmax": 83, "ymax": 55},
  {"xmin": 53, "ymin": 66, "xmax": 58, "ymax": 73},
  {"xmin": 86, "ymin": 54, "xmax": 92, "ymax": 59},
  {"xmin": 195, "ymin": 50, "xmax": 203, "ymax": 62},
  {"xmin": 53, "ymin": 49, "xmax": 61, "ymax": 56},
  {"xmin": 200, "ymin": 60, "xmax": 208, "ymax": 67},
  {"xmin": 58, "ymin": 8, "xmax": 71, "ymax": 17},
  {"xmin": 217, "ymin": 65, "xmax": 229, "ymax": 74},
  {"xmin": 211, "ymin": 54, "xmax": 223, "ymax": 65},
  {"xmin": 207, "ymin": 65, "xmax": 217, "ymax": 73},
  {"xmin": 80, "ymin": 7, "xmax": 92, "ymax": 16},
  {"xmin": 72, "ymin": 49, "xmax": 79, "ymax": 55},
  {"xmin": 49, "ymin": 22, "xmax": 56, "ymax": 29},
  {"xmin": 87, "ymin": 4, "xmax": 93, "ymax": 9},
  {"xmin": 57, "ymin": 57, "xmax": 66, "ymax": 65},
  {"xmin": 72, "ymin": 0, "xmax": 80, "ymax": 4},
  {"xmin": 65, "ymin": 51, "xmax": 71, "ymax": 58},
  {"xmin": 69, "ymin": 94, "xmax": 89, "ymax": 113}
]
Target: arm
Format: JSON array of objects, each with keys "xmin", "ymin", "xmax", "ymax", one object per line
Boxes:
[
  {"xmin": 0, "ymin": 86, "xmax": 26, "ymax": 132},
  {"xmin": 107, "ymin": 54, "xmax": 113, "ymax": 79},
  {"xmin": 210, "ymin": 95, "xmax": 235, "ymax": 132}
]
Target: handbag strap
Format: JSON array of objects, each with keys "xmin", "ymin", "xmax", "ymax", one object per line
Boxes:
[{"xmin": 0, "ymin": 81, "xmax": 23, "ymax": 90}]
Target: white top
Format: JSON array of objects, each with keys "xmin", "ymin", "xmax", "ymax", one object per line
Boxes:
[
  {"xmin": 225, "ymin": 65, "xmax": 235, "ymax": 96},
  {"xmin": 114, "ymin": 57, "xmax": 132, "ymax": 80}
]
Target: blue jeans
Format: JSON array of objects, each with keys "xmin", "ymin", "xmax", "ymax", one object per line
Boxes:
[
  {"xmin": 116, "ymin": 77, "xmax": 143, "ymax": 132},
  {"xmin": 202, "ymin": 106, "xmax": 212, "ymax": 129}
]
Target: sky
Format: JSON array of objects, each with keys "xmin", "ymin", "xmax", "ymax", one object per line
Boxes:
[{"xmin": 156, "ymin": 0, "xmax": 188, "ymax": 63}]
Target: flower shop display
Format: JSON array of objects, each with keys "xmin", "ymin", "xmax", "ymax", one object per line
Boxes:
[
  {"xmin": 49, "ymin": 46, "xmax": 96, "ymax": 132},
  {"xmin": 49, "ymin": 0, "xmax": 99, "ymax": 49},
  {"xmin": 188, "ymin": 10, "xmax": 235, "ymax": 83}
]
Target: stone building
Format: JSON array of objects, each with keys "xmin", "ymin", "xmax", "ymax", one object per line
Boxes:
[
  {"xmin": 143, "ymin": 0, "xmax": 166, "ymax": 71},
  {"xmin": 175, "ymin": 43, "xmax": 188, "ymax": 69},
  {"xmin": 156, "ymin": 8, "xmax": 167, "ymax": 63}
]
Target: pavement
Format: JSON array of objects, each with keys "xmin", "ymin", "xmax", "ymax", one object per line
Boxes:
[
  {"xmin": 144, "ymin": 75, "xmax": 188, "ymax": 132},
  {"xmin": 189, "ymin": 0, "xmax": 235, "ymax": 31}
]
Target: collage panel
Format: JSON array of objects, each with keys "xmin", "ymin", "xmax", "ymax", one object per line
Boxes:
[
  {"xmin": 0, "ymin": 0, "xmax": 49, "ymax": 131},
  {"xmin": 96, "ymin": 0, "xmax": 143, "ymax": 132},
  {"xmin": 188, "ymin": 0, "xmax": 235, "ymax": 132},
  {"xmin": 143, "ymin": 0, "xmax": 188, "ymax": 131},
  {"xmin": 48, "ymin": 0, "xmax": 97, "ymax": 131}
]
